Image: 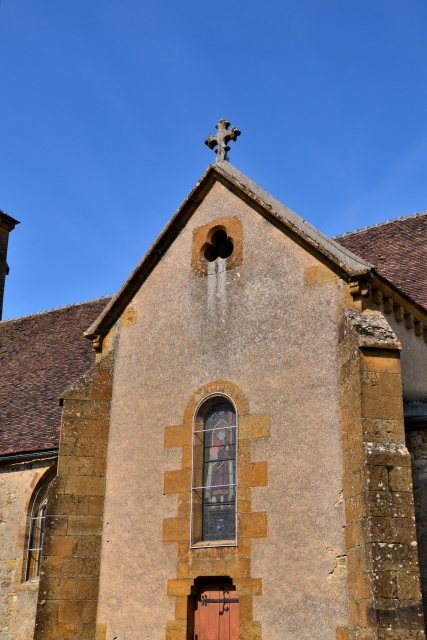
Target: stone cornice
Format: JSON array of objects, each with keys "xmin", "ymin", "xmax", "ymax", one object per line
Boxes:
[
  {"xmin": 0, "ymin": 210, "xmax": 20, "ymax": 232},
  {"xmin": 349, "ymin": 271, "xmax": 427, "ymax": 344}
]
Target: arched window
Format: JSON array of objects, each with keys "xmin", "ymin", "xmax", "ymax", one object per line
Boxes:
[
  {"xmin": 25, "ymin": 472, "xmax": 54, "ymax": 581},
  {"xmin": 191, "ymin": 396, "xmax": 237, "ymax": 546}
]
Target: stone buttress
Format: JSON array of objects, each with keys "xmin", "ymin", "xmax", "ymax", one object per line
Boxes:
[
  {"xmin": 340, "ymin": 308, "xmax": 425, "ymax": 639},
  {"xmin": 33, "ymin": 354, "xmax": 113, "ymax": 640}
]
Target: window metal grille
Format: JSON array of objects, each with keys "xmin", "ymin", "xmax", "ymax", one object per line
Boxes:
[
  {"xmin": 191, "ymin": 396, "xmax": 238, "ymax": 547},
  {"xmin": 25, "ymin": 489, "xmax": 48, "ymax": 581}
]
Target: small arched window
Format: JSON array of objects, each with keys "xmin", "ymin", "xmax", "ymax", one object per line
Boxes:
[
  {"xmin": 25, "ymin": 472, "xmax": 53, "ymax": 581},
  {"xmin": 191, "ymin": 396, "xmax": 237, "ymax": 546}
]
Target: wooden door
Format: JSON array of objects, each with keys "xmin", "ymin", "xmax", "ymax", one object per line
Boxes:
[{"xmin": 193, "ymin": 584, "xmax": 239, "ymax": 640}]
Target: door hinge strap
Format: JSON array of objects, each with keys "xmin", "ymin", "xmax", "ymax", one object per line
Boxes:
[
  {"xmin": 200, "ymin": 598, "xmax": 239, "ymax": 604},
  {"xmin": 200, "ymin": 590, "xmax": 239, "ymax": 615}
]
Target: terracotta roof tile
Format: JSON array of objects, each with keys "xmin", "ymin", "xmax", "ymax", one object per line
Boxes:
[
  {"xmin": 335, "ymin": 211, "xmax": 427, "ymax": 311},
  {"xmin": 0, "ymin": 296, "xmax": 111, "ymax": 456}
]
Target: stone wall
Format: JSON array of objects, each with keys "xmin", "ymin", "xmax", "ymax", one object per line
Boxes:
[
  {"xmin": 0, "ymin": 457, "xmax": 55, "ymax": 640},
  {"xmin": 385, "ymin": 312, "xmax": 427, "ymax": 405},
  {"xmin": 340, "ymin": 308, "xmax": 425, "ymax": 638},
  {"xmin": 0, "ymin": 211, "xmax": 18, "ymax": 320},
  {"xmin": 33, "ymin": 353, "xmax": 113, "ymax": 640},
  {"xmin": 96, "ymin": 181, "xmax": 349, "ymax": 639},
  {"xmin": 407, "ymin": 427, "xmax": 427, "ymax": 623}
]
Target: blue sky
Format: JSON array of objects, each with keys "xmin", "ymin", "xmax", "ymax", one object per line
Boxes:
[{"xmin": 1, "ymin": 1, "xmax": 427, "ymax": 318}]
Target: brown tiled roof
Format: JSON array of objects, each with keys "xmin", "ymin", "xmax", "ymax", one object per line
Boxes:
[
  {"xmin": 335, "ymin": 211, "xmax": 427, "ymax": 311},
  {"xmin": 0, "ymin": 296, "xmax": 111, "ymax": 456}
]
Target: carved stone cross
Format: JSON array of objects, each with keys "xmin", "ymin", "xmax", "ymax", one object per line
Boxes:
[{"xmin": 205, "ymin": 119, "xmax": 241, "ymax": 162}]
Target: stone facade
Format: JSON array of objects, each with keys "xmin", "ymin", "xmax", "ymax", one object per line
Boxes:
[
  {"xmin": 407, "ymin": 428, "xmax": 427, "ymax": 623},
  {"xmin": 93, "ymin": 181, "xmax": 350, "ymax": 639},
  {"xmin": 0, "ymin": 210, "xmax": 19, "ymax": 320},
  {"xmin": 0, "ymin": 457, "xmax": 55, "ymax": 640},
  {"xmin": 3, "ymin": 161, "xmax": 427, "ymax": 640}
]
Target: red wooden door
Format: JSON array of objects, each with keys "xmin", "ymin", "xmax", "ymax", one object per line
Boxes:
[{"xmin": 193, "ymin": 584, "xmax": 239, "ymax": 640}]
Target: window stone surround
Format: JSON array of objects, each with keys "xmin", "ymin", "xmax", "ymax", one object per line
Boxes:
[{"xmin": 163, "ymin": 380, "xmax": 269, "ymax": 640}]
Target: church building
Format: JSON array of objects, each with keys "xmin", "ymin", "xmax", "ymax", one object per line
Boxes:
[{"xmin": 1, "ymin": 120, "xmax": 427, "ymax": 640}]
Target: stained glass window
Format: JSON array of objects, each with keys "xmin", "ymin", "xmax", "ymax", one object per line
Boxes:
[{"xmin": 192, "ymin": 398, "xmax": 237, "ymax": 545}]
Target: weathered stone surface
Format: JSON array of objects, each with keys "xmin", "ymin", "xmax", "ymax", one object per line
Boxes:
[
  {"xmin": 33, "ymin": 354, "xmax": 113, "ymax": 640},
  {"xmin": 164, "ymin": 424, "xmax": 192, "ymax": 449},
  {"xmin": 96, "ymin": 181, "xmax": 349, "ymax": 639},
  {"xmin": 239, "ymin": 414, "xmax": 270, "ymax": 440},
  {"xmin": 407, "ymin": 427, "xmax": 427, "ymax": 623},
  {"xmin": 343, "ymin": 308, "xmax": 401, "ymax": 351},
  {"xmin": 340, "ymin": 309, "xmax": 425, "ymax": 638},
  {"xmin": 0, "ymin": 458, "xmax": 55, "ymax": 640}
]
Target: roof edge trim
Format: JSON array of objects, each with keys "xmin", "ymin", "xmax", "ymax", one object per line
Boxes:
[
  {"xmin": 334, "ymin": 209, "xmax": 427, "ymax": 239},
  {"xmin": 85, "ymin": 162, "xmax": 373, "ymax": 340},
  {"xmin": 0, "ymin": 449, "xmax": 58, "ymax": 464},
  {"xmin": 0, "ymin": 210, "xmax": 20, "ymax": 232}
]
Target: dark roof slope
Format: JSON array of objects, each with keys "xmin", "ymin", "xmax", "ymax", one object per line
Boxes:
[
  {"xmin": 0, "ymin": 296, "xmax": 111, "ymax": 456},
  {"xmin": 335, "ymin": 211, "xmax": 427, "ymax": 311}
]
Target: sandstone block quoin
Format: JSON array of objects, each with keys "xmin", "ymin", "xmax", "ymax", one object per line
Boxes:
[
  {"xmin": 34, "ymin": 354, "xmax": 113, "ymax": 640},
  {"xmin": 340, "ymin": 309, "xmax": 425, "ymax": 637}
]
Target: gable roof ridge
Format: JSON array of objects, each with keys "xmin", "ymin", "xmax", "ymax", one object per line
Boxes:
[
  {"xmin": 219, "ymin": 162, "xmax": 373, "ymax": 273},
  {"xmin": 85, "ymin": 162, "xmax": 374, "ymax": 341},
  {"xmin": 0, "ymin": 295, "xmax": 113, "ymax": 325},
  {"xmin": 334, "ymin": 209, "xmax": 427, "ymax": 239}
]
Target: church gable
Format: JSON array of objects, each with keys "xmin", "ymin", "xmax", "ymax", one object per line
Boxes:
[
  {"xmin": 2, "ymin": 120, "xmax": 427, "ymax": 640},
  {"xmin": 94, "ymin": 173, "xmax": 352, "ymax": 639},
  {"xmin": 85, "ymin": 161, "xmax": 371, "ymax": 350},
  {"xmin": 12, "ymin": 124, "xmax": 424, "ymax": 639},
  {"xmin": 110, "ymin": 177, "xmax": 346, "ymax": 386}
]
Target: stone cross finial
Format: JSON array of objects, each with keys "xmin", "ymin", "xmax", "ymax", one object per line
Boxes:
[{"xmin": 205, "ymin": 119, "xmax": 241, "ymax": 162}]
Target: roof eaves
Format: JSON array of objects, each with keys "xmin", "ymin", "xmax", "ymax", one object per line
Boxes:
[
  {"xmin": 370, "ymin": 271, "xmax": 427, "ymax": 318},
  {"xmin": 0, "ymin": 449, "xmax": 58, "ymax": 464}
]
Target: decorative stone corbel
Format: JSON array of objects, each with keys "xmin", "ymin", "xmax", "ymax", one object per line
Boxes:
[
  {"xmin": 92, "ymin": 336, "xmax": 103, "ymax": 353},
  {"xmin": 404, "ymin": 312, "xmax": 415, "ymax": 330},
  {"xmin": 372, "ymin": 288, "xmax": 383, "ymax": 306},
  {"xmin": 415, "ymin": 320, "xmax": 423, "ymax": 337},
  {"xmin": 393, "ymin": 303, "xmax": 405, "ymax": 322},
  {"xmin": 349, "ymin": 279, "xmax": 371, "ymax": 298},
  {"xmin": 383, "ymin": 295, "xmax": 393, "ymax": 314}
]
